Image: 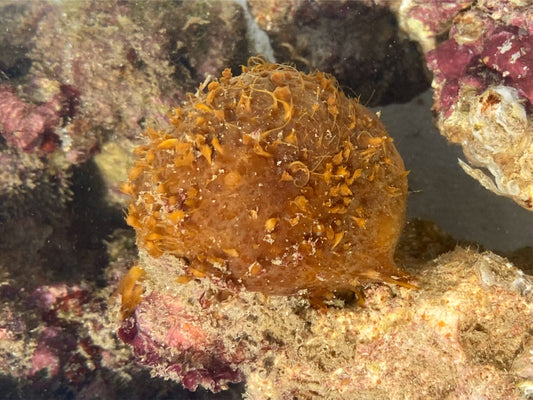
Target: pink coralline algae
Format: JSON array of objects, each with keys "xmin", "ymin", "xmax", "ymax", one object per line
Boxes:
[
  {"xmin": 393, "ymin": 0, "xmax": 474, "ymax": 52},
  {"xmin": 27, "ymin": 284, "xmax": 108, "ymax": 384},
  {"xmin": 422, "ymin": 1, "xmax": 533, "ymax": 210},
  {"xmin": 118, "ymin": 291, "xmax": 244, "ymax": 392},
  {"xmin": 0, "ymin": 282, "xmax": 129, "ymax": 393},
  {"xmin": 29, "ymin": 326, "xmax": 73, "ymax": 379},
  {"xmin": 0, "ymin": 84, "xmax": 79, "ymax": 154},
  {"xmin": 480, "ymin": 26, "xmax": 533, "ymax": 103},
  {"xmin": 426, "ymin": 24, "xmax": 533, "ymax": 117}
]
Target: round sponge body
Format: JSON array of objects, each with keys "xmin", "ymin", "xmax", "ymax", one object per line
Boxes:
[{"xmin": 125, "ymin": 60, "xmax": 408, "ymax": 298}]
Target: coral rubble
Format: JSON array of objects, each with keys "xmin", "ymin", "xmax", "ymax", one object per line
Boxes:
[{"xmin": 403, "ymin": 0, "xmax": 533, "ymax": 210}]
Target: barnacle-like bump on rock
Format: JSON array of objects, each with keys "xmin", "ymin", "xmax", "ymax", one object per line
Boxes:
[{"xmin": 124, "ymin": 58, "xmax": 410, "ymax": 300}]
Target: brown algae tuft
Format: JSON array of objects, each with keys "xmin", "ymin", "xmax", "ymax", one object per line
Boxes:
[{"xmin": 123, "ymin": 58, "xmax": 410, "ymax": 300}]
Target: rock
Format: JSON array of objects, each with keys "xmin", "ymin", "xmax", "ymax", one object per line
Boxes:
[
  {"xmin": 247, "ymin": 0, "xmax": 430, "ymax": 106},
  {"xmin": 415, "ymin": 0, "xmax": 533, "ymax": 210},
  {"xmin": 119, "ymin": 246, "xmax": 533, "ymax": 399}
]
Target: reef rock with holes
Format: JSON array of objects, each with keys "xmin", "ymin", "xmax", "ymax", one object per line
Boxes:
[
  {"xmin": 421, "ymin": 0, "xmax": 533, "ymax": 210},
  {"xmin": 117, "ymin": 243, "xmax": 533, "ymax": 398}
]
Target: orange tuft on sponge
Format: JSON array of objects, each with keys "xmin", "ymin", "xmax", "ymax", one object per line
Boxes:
[
  {"xmin": 124, "ymin": 58, "xmax": 410, "ymax": 300},
  {"xmin": 114, "ymin": 265, "xmax": 146, "ymax": 319}
]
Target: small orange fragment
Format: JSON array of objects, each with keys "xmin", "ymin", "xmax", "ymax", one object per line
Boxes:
[{"xmin": 114, "ymin": 266, "xmax": 146, "ymax": 319}]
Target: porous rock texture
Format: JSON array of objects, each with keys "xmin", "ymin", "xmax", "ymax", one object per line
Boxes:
[
  {"xmin": 120, "ymin": 246, "xmax": 533, "ymax": 399},
  {"xmin": 396, "ymin": 0, "xmax": 533, "ymax": 210}
]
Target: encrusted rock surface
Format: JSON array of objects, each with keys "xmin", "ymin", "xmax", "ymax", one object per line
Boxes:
[
  {"xmin": 120, "ymin": 246, "xmax": 533, "ymax": 399},
  {"xmin": 0, "ymin": 0, "xmax": 249, "ymax": 205},
  {"xmin": 27, "ymin": 0, "xmax": 248, "ymax": 163},
  {"xmin": 0, "ymin": 227, "xmax": 244, "ymax": 400},
  {"xmin": 391, "ymin": 0, "xmax": 474, "ymax": 53},
  {"xmin": 246, "ymin": 0, "xmax": 429, "ymax": 106},
  {"xmin": 401, "ymin": 0, "xmax": 533, "ymax": 210}
]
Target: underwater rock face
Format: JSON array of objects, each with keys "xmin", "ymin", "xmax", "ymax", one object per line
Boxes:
[
  {"xmin": 422, "ymin": 0, "xmax": 533, "ymax": 210},
  {"xmin": 368, "ymin": 0, "xmax": 533, "ymax": 210},
  {"xmin": 246, "ymin": 0, "xmax": 430, "ymax": 106},
  {"xmin": 392, "ymin": 0, "xmax": 474, "ymax": 53},
  {"xmin": 0, "ymin": 84, "xmax": 77, "ymax": 154},
  {"xmin": 124, "ymin": 60, "xmax": 409, "ymax": 299},
  {"xmin": 31, "ymin": 0, "xmax": 248, "ymax": 201},
  {"xmin": 119, "ymin": 247, "xmax": 533, "ymax": 399},
  {"xmin": 1, "ymin": 1, "xmax": 532, "ymax": 399},
  {"xmin": 0, "ymin": 0, "xmax": 249, "ymax": 209}
]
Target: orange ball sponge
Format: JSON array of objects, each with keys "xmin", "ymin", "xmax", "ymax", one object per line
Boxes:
[{"xmin": 124, "ymin": 59, "xmax": 409, "ymax": 299}]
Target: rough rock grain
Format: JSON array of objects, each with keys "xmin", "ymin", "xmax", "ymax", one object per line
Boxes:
[{"xmin": 121, "ymin": 247, "xmax": 533, "ymax": 399}]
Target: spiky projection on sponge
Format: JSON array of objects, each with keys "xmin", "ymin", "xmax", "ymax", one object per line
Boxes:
[{"xmin": 123, "ymin": 58, "xmax": 409, "ymax": 301}]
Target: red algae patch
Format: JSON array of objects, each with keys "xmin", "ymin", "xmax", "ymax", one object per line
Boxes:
[{"xmin": 123, "ymin": 58, "xmax": 409, "ymax": 299}]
